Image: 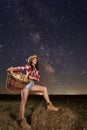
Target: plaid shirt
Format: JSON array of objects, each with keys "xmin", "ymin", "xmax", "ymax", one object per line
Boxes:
[{"xmin": 15, "ymin": 64, "xmax": 40, "ymax": 81}]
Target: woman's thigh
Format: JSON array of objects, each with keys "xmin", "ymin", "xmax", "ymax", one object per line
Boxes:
[{"xmin": 29, "ymin": 84, "xmax": 46, "ymax": 92}]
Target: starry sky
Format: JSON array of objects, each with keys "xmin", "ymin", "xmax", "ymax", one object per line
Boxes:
[{"xmin": 0, "ymin": 0, "xmax": 87, "ymax": 94}]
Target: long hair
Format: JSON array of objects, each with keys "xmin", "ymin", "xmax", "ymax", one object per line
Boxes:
[{"xmin": 29, "ymin": 60, "xmax": 39, "ymax": 70}]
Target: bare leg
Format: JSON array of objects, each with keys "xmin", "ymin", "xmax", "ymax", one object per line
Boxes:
[
  {"xmin": 30, "ymin": 85, "xmax": 50, "ymax": 103},
  {"xmin": 30, "ymin": 84, "xmax": 59, "ymax": 111},
  {"xmin": 20, "ymin": 88, "xmax": 29, "ymax": 119}
]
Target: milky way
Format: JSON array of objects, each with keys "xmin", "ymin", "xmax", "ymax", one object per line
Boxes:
[{"xmin": 0, "ymin": 0, "xmax": 87, "ymax": 94}]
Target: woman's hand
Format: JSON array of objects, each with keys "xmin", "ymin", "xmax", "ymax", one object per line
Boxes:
[
  {"xmin": 33, "ymin": 77, "xmax": 37, "ymax": 81},
  {"xmin": 6, "ymin": 67, "xmax": 14, "ymax": 72},
  {"xmin": 29, "ymin": 76, "xmax": 37, "ymax": 81}
]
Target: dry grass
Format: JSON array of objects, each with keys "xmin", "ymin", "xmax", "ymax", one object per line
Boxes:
[
  {"xmin": 0, "ymin": 95, "xmax": 87, "ymax": 130},
  {"xmin": 32, "ymin": 105, "xmax": 77, "ymax": 130}
]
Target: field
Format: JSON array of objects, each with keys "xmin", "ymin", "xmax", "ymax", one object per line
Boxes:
[{"xmin": 0, "ymin": 94, "xmax": 87, "ymax": 130}]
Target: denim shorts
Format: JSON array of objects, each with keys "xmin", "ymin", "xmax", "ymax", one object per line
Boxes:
[{"xmin": 25, "ymin": 81, "xmax": 34, "ymax": 89}]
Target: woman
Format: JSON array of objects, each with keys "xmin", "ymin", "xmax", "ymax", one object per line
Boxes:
[{"xmin": 7, "ymin": 55, "xmax": 58, "ymax": 128}]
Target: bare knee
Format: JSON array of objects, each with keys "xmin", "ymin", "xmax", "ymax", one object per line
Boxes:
[{"xmin": 43, "ymin": 86, "xmax": 48, "ymax": 92}]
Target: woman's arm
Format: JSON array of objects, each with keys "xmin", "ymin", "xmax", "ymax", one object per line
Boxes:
[
  {"xmin": 7, "ymin": 64, "xmax": 31, "ymax": 72},
  {"xmin": 30, "ymin": 71, "xmax": 40, "ymax": 81},
  {"xmin": 28, "ymin": 70, "xmax": 40, "ymax": 81},
  {"xmin": 36, "ymin": 71, "xmax": 40, "ymax": 81}
]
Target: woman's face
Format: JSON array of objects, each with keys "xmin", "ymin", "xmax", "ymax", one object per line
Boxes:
[{"xmin": 32, "ymin": 58, "xmax": 38, "ymax": 65}]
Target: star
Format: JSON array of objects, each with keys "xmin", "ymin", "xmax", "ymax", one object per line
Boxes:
[{"xmin": 0, "ymin": 0, "xmax": 87, "ymax": 94}]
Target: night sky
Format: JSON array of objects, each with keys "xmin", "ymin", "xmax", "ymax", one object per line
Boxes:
[{"xmin": 0, "ymin": 0, "xmax": 87, "ymax": 94}]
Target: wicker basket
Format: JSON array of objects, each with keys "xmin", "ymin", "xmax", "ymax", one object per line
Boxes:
[{"xmin": 5, "ymin": 71, "xmax": 30, "ymax": 94}]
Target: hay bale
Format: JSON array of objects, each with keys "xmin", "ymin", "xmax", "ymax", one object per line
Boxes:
[{"xmin": 31, "ymin": 105, "xmax": 77, "ymax": 130}]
